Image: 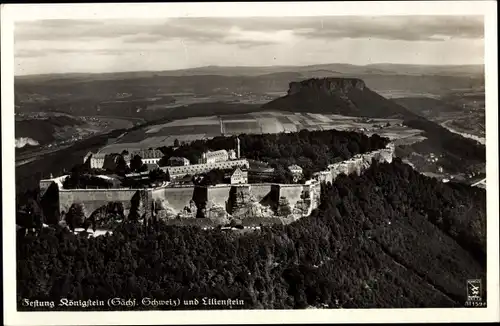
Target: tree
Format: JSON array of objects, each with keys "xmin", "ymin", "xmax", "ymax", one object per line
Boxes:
[
  {"xmin": 17, "ymin": 198, "xmax": 44, "ymax": 232},
  {"xmin": 115, "ymin": 155, "xmax": 129, "ymax": 176},
  {"xmin": 130, "ymin": 155, "xmax": 143, "ymax": 172},
  {"xmin": 66, "ymin": 203, "xmax": 86, "ymax": 231},
  {"xmin": 174, "ymin": 138, "xmax": 180, "ymax": 147},
  {"xmin": 158, "ymin": 156, "xmax": 169, "ymax": 167}
]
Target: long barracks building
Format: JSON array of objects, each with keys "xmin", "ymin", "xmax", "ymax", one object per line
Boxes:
[{"xmin": 162, "ymin": 159, "xmax": 250, "ymax": 179}]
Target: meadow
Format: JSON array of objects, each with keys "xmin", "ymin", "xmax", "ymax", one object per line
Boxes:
[{"xmin": 98, "ymin": 111, "xmax": 421, "ymax": 154}]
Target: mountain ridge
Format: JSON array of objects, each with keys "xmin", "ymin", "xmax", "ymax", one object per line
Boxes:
[{"xmin": 16, "ymin": 63, "xmax": 484, "ymax": 80}]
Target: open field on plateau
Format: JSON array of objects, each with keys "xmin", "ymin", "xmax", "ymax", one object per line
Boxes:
[{"xmin": 98, "ymin": 111, "xmax": 423, "ymax": 154}]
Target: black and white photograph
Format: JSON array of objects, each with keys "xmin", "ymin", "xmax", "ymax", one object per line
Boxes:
[{"xmin": 2, "ymin": 2, "xmax": 499, "ymax": 325}]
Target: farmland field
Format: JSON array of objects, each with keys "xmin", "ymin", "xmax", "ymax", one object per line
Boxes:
[{"xmin": 98, "ymin": 111, "xmax": 422, "ymax": 154}]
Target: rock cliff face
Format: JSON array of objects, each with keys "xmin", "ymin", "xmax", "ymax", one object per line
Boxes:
[
  {"xmin": 228, "ymin": 186, "xmax": 256, "ymax": 216},
  {"xmin": 205, "ymin": 202, "xmax": 230, "ymax": 224},
  {"xmin": 288, "ymin": 78, "xmax": 366, "ymax": 97}
]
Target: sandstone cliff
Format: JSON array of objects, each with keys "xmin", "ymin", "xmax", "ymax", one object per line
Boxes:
[
  {"xmin": 288, "ymin": 78, "xmax": 366, "ymax": 96},
  {"xmin": 263, "ymin": 77, "xmax": 415, "ymax": 118}
]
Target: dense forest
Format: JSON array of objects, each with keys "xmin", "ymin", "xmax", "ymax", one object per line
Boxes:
[
  {"xmin": 160, "ymin": 129, "xmax": 389, "ymax": 179},
  {"xmin": 17, "ymin": 159, "xmax": 486, "ymax": 310}
]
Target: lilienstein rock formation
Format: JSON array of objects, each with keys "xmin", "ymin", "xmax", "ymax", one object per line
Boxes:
[
  {"xmin": 288, "ymin": 78, "xmax": 366, "ymax": 96},
  {"xmin": 38, "ymin": 144, "xmax": 394, "ymax": 227}
]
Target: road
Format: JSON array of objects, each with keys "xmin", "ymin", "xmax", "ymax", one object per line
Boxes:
[{"xmin": 471, "ymin": 178, "xmax": 486, "ymax": 187}]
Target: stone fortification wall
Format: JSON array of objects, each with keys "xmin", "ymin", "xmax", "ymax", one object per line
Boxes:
[
  {"xmin": 39, "ymin": 180, "xmax": 55, "ymax": 197},
  {"xmin": 151, "ymin": 185, "xmax": 197, "ymax": 214},
  {"xmin": 249, "ymin": 184, "xmax": 273, "ymax": 203},
  {"xmin": 325, "ymin": 143, "xmax": 395, "ymax": 182},
  {"xmin": 278, "ymin": 184, "xmax": 306, "ymax": 212},
  {"xmin": 52, "ymin": 143, "xmax": 394, "ymax": 225},
  {"xmin": 206, "ymin": 183, "xmax": 274, "ymax": 211},
  {"xmin": 206, "ymin": 185, "xmax": 233, "ymax": 210},
  {"xmin": 58, "ymin": 188, "xmax": 138, "ymax": 218}
]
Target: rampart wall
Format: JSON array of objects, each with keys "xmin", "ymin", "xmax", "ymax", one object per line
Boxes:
[
  {"xmin": 58, "ymin": 188, "xmax": 138, "ymax": 217},
  {"xmin": 48, "ymin": 143, "xmax": 394, "ymax": 224},
  {"xmin": 250, "ymin": 184, "xmax": 273, "ymax": 203},
  {"xmin": 278, "ymin": 184, "xmax": 306, "ymax": 210},
  {"xmin": 206, "ymin": 185, "xmax": 233, "ymax": 208},
  {"xmin": 151, "ymin": 186, "xmax": 197, "ymax": 213}
]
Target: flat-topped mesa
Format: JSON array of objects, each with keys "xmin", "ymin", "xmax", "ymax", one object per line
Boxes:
[{"xmin": 287, "ymin": 78, "xmax": 366, "ymax": 96}]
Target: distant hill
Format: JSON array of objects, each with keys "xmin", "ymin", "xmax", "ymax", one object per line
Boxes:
[
  {"xmin": 263, "ymin": 77, "xmax": 485, "ymax": 172},
  {"xmin": 262, "ymin": 78, "xmax": 418, "ymax": 119},
  {"xmin": 15, "ymin": 116, "xmax": 84, "ymax": 146},
  {"xmin": 16, "ymin": 63, "xmax": 484, "ymax": 96},
  {"xmin": 16, "ymin": 67, "xmax": 484, "ymax": 122},
  {"xmin": 17, "ymin": 63, "xmax": 484, "ymax": 79}
]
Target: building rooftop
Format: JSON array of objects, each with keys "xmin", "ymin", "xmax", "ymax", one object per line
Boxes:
[
  {"xmin": 132, "ymin": 149, "xmax": 164, "ymax": 159},
  {"xmin": 91, "ymin": 153, "xmax": 107, "ymax": 159},
  {"xmin": 145, "ymin": 163, "xmax": 160, "ymax": 171},
  {"xmin": 169, "ymin": 156, "xmax": 189, "ymax": 162}
]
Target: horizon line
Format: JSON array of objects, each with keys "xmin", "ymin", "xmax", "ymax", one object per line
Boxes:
[{"xmin": 14, "ymin": 62, "xmax": 485, "ymax": 78}]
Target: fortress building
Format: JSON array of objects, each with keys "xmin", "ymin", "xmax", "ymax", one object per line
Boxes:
[
  {"xmin": 169, "ymin": 157, "xmax": 190, "ymax": 166},
  {"xmin": 38, "ymin": 143, "xmax": 395, "ymax": 225},
  {"xmin": 288, "ymin": 165, "xmax": 303, "ymax": 182},
  {"xmin": 132, "ymin": 149, "xmax": 164, "ymax": 165},
  {"xmin": 230, "ymin": 166, "xmax": 248, "ymax": 184},
  {"xmin": 84, "ymin": 152, "xmax": 107, "ymax": 169},
  {"xmin": 198, "ymin": 137, "xmax": 241, "ymax": 164},
  {"xmin": 198, "ymin": 149, "xmax": 229, "ymax": 164},
  {"xmin": 163, "ymin": 159, "xmax": 250, "ymax": 180}
]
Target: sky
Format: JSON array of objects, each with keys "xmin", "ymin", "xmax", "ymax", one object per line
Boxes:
[{"xmin": 14, "ymin": 16, "xmax": 484, "ymax": 75}]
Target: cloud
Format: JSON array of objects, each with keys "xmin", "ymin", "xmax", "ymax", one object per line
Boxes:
[
  {"xmin": 222, "ymin": 39, "xmax": 279, "ymax": 49},
  {"xmin": 16, "ymin": 47, "xmax": 132, "ymax": 58},
  {"xmin": 292, "ymin": 16, "xmax": 484, "ymax": 41},
  {"xmin": 14, "ymin": 15, "xmax": 484, "ymax": 63},
  {"xmin": 16, "ymin": 16, "xmax": 484, "ymax": 45}
]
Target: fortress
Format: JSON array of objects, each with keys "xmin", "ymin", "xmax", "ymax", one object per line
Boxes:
[{"xmin": 39, "ymin": 143, "xmax": 395, "ymax": 226}]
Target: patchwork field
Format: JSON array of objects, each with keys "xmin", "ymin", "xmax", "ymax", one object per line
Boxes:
[{"xmin": 98, "ymin": 111, "xmax": 423, "ymax": 154}]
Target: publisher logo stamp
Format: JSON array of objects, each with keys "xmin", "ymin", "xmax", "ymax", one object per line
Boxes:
[
  {"xmin": 465, "ymin": 279, "xmax": 485, "ymax": 307},
  {"xmin": 467, "ymin": 279, "xmax": 481, "ymax": 301}
]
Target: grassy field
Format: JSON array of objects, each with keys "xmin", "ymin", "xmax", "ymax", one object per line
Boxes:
[{"xmin": 98, "ymin": 111, "xmax": 421, "ymax": 154}]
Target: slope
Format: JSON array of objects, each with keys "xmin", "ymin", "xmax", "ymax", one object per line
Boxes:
[{"xmin": 16, "ymin": 159, "xmax": 486, "ymax": 310}]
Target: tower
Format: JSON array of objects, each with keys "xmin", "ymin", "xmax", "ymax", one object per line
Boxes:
[
  {"xmin": 236, "ymin": 137, "xmax": 241, "ymax": 159},
  {"xmin": 220, "ymin": 116, "xmax": 225, "ymax": 136}
]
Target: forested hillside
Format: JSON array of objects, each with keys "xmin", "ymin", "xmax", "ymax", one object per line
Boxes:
[
  {"xmin": 15, "ymin": 116, "xmax": 84, "ymax": 146},
  {"xmin": 17, "ymin": 159, "xmax": 486, "ymax": 310}
]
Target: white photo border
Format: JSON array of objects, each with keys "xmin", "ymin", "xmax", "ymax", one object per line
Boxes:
[{"xmin": 2, "ymin": 1, "xmax": 498, "ymax": 325}]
